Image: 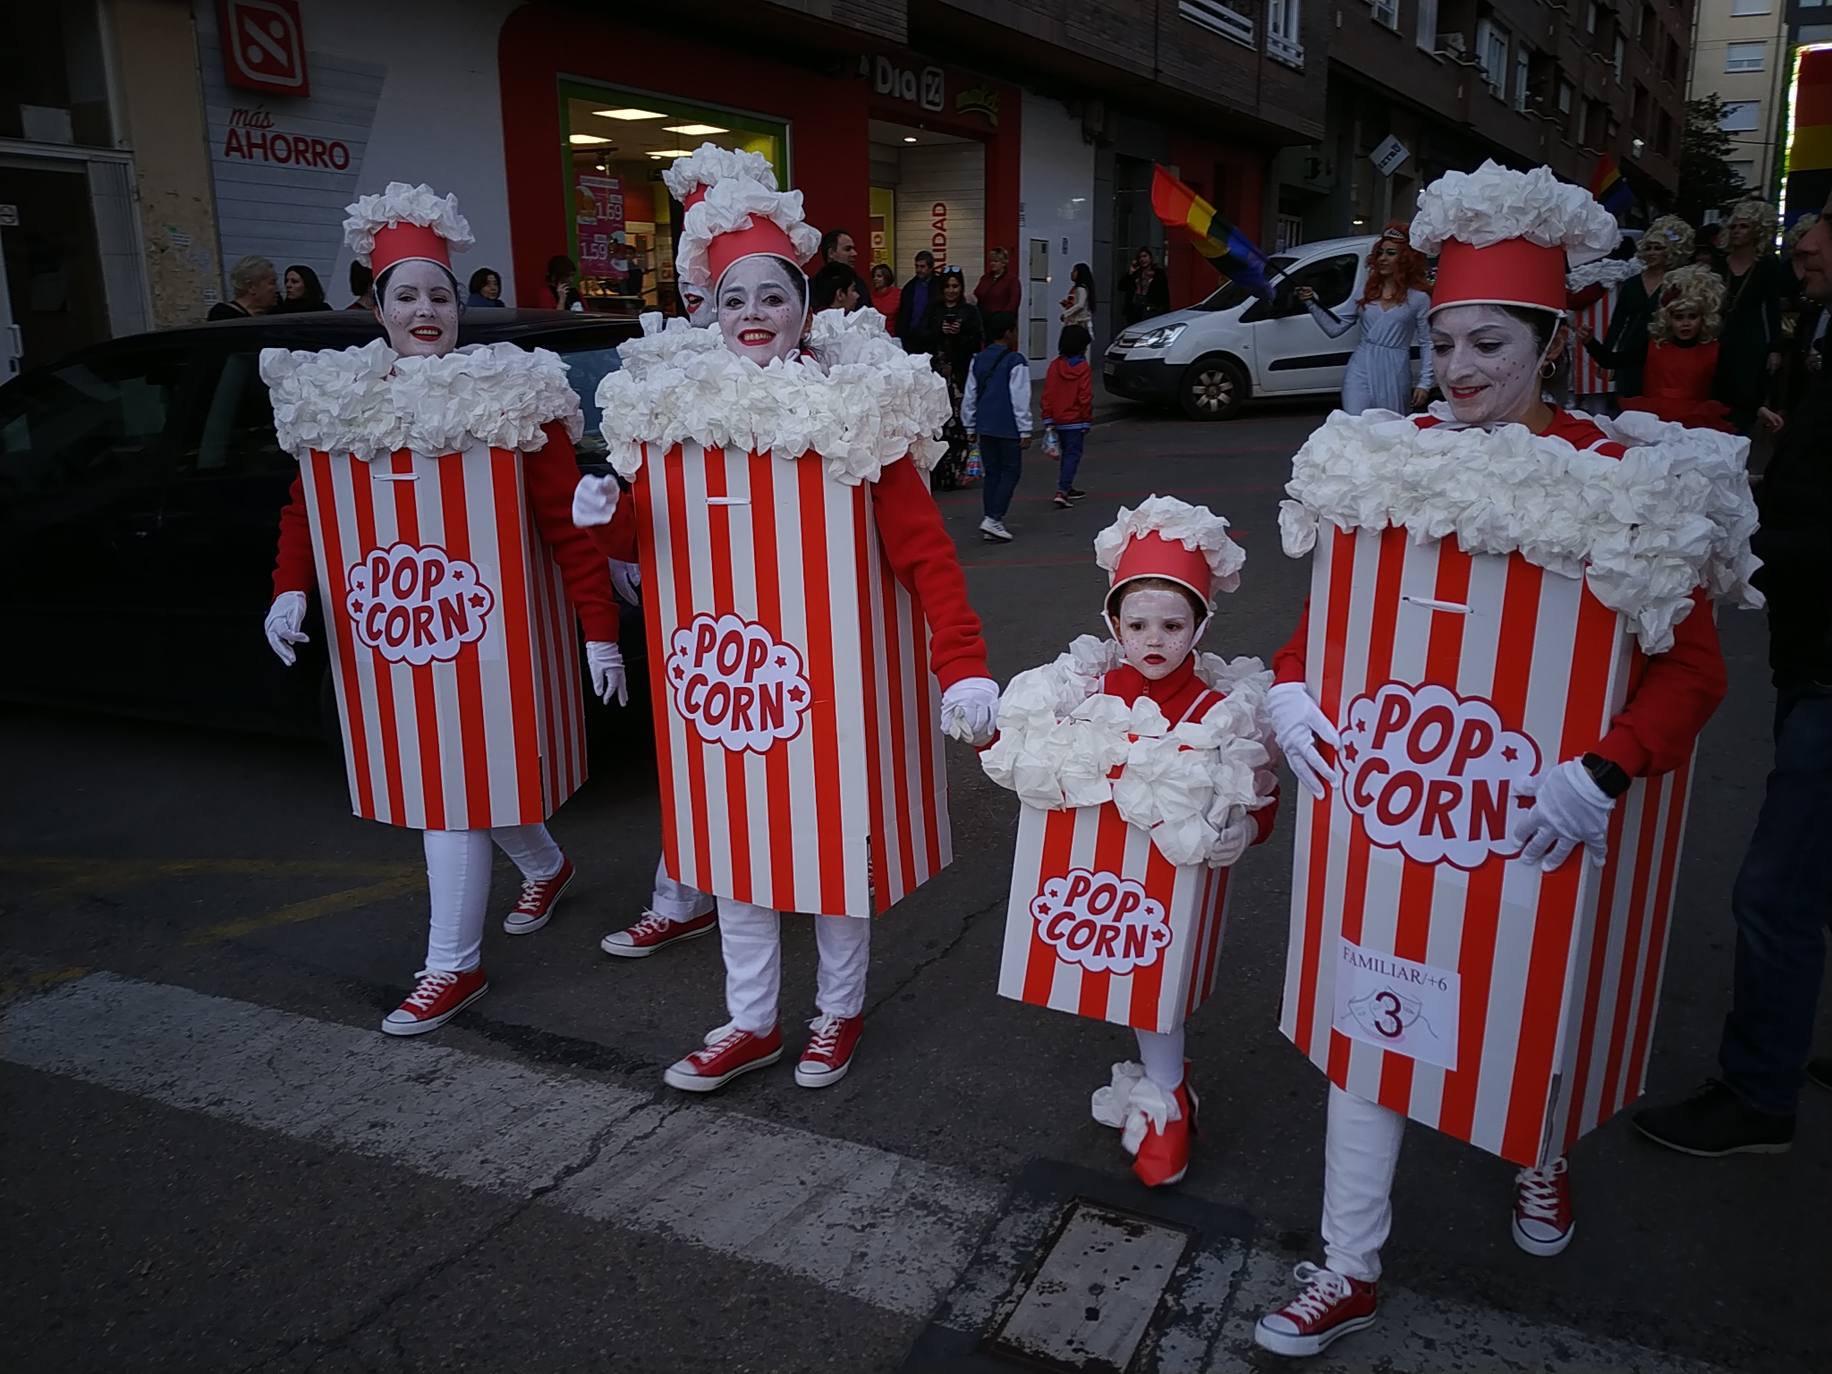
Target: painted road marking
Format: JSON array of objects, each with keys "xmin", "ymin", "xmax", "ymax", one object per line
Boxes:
[
  {"xmin": 0, "ymin": 973, "xmax": 1746, "ymax": 1371},
  {"xmin": 184, "ymin": 874, "xmax": 424, "ymax": 945}
]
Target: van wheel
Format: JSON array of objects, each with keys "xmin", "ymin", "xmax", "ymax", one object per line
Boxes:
[{"xmin": 1180, "ymin": 357, "xmax": 1246, "ymax": 420}]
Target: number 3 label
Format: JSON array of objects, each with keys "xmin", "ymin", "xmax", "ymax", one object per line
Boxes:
[{"xmin": 1331, "ymin": 937, "xmax": 1461, "ymax": 1071}]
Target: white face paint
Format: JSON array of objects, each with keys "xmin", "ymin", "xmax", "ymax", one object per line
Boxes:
[
  {"xmin": 1109, "ymin": 587, "xmax": 1200, "ymax": 681},
  {"xmin": 377, "ymin": 259, "xmax": 459, "ymax": 359},
  {"xmin": 717, "ymin": 255, "xmax": 805, "ymax": 364},
  {"xmin": 1429, "ymin": 303, "xmax": 1552, "ymax": 427}
]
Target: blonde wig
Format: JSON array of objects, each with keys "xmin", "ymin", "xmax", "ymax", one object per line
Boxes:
[
  {"xmin": 1651, "ymin": 264, "xmax": 1726, "ymax": 342},
  {"xmin": 1726, "ymin": 198, "xmax": 1780, "ymax": 252},
  {"xmin": 1639, "ymin": 215, "xmax": 1695, "ymax": 266}
]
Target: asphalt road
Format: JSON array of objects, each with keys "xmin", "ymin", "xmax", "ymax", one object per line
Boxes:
[{"xmin": 3, "ymin": 402, "xmax": 1825, "ymax": 1374}]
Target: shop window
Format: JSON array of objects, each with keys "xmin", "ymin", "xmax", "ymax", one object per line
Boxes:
[
  {"xmin": 557, "ymin": 82, "xmax": 788, "ymax": 318},
  {"xmin": 1180, "ymin": 0, "xmax": 1256, "ymax": 48},
  {"xmin": 1266, "ymin": 0, "xmax": 1304, "ymax": 66},
  {"xmin": 1719, "ymin": 100, "xmax": 1760, "ymax": 132},
  {"xmin": 1725, "ymin": 41, "xmax": 1766, "ymax": 72}
]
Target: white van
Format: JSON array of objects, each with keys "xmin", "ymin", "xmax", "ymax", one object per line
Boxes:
[{"xmin": 1104, "ymin": 235, "xmax": 1427, "ymax": 421}]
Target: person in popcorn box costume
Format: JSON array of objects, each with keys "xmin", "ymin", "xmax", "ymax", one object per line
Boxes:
[
  {"xmin": 573, "ymin": 145, "xmax": 1000, "ymax": 1094},
  {"xmin": 1255, "ymin": 163, "xmax": 1741, "ymax": 1358},
  {"xmin": 980, "ymin": 497, "xmax": 1279, "ymax": 1186},
  {"xmin": 1579, "ymin": 263, "xmax": 1735, "ymax": 433},
  {"xmin": 261, "ymin": 184, "xmax": 626, "ymax": 1037}
]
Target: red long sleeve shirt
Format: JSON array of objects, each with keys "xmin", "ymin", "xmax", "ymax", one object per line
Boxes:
[
  {"xmin": 272, "ymin": 420, "xmax": 619, "ymax": 642},
  {"xmin": 1100, "ymin": 657, "xmax": 1279, "ymax": 847},
  {"xmin": 1272, "ymin": 409, "xmax": 1727, "ymax": 777}
]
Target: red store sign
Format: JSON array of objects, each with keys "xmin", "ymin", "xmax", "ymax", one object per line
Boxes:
[{"xmin": 219, "ymin": 0, "xmax": 311, "ymax": 98}]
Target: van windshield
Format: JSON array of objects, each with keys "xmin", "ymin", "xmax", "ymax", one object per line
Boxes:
[{"xmin": 1189, "ymin": 255, "xmax": 1297, "ymax": 311}]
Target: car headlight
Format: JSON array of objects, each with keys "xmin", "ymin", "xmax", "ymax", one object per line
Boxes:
[{"xmin": 1136, "ymin": 323, "xmax": 1187, "ymax": 350}]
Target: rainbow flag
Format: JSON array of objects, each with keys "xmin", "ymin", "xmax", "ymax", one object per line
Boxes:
[
  {"xmin": 1591, "ymin": 154, "xmax": 1632, "ymax": 217},
  {"xmin": 1151, "ymin": 166, "xmax": 1272, "ymax": 300},
  {"xmin": 1789, "ymin": 44, "xmax": 1832, "ymax": 172}
]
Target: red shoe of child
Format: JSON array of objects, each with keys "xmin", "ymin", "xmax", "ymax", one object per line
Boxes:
[
  {"xmin": 1091, "ymin": 1062, "xmax": 1200, "ymax": 1188},
  {"xmin": 794, "ymin": 1013, "xmax": 864, "ymax": 1088},
  {"xmin": 1511, "ymin": 1156, "xmax": 1576, "ymax": 1256},
  {"xmin": 381, "ymin": 966, "xmax": 489, "ymax": 1037},
  {"xmin": 501, "ymin": 858, "xmax": 574, "ymax": 935},
  {"xmin": 1253, "ymin": 1262, "xmax": 1378, "ymax": 1357},
  {"xmin": 1130, "ymin": 1080, "xmax": 1199, "ymax": 1187},
  {"xmin": 663, "ymin": 1022, "xmax": 783, "ymax": 1093},
  {"xmin": 600, "ymin": 908, "xmax": 717, "ymax": 958}
]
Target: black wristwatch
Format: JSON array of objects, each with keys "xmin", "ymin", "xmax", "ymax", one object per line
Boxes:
[{"xmin": 1581, "ymin": 752, "xmax": 1631, "ymax": 799}]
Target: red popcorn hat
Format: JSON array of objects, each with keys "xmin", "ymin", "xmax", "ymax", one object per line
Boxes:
[
  {"xmin": 1410, "ymin": 161, "xmax": 1619, "ymax": 316},
  {"xmin": 665, "ymin": 143, "xmax": 822, "ymax": 292},
  {"xmin": 343, "ymin": 182, "xmax": 474, "ymax": 277},
  {"xmin": 1095, "ymin": 496, "xmax": 1245, "ymax": 624}
]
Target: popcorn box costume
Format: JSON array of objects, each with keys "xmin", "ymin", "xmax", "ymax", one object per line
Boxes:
[
  {"xmin": 1565, "ymin": 255, "xmax": 1638, "ymax": 401},
  {"xmin": 985, "ymin": 503, "xmax": 1274, "ymax": 1029},
  {"xmin": 1273, "ymin": 167, "xmax": 1762, "ymax": 1169},
  {"xmin": 265, "ymin": 188, "xmax": 605, "ymax": 829}
]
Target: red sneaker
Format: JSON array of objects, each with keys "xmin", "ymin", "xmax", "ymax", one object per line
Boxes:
[
  {"xmin": 663, "ymin": 1023, "xmax": 783, "ymax": 1093},
  {"xmin": 1253, "ymin": 1262, "xmax": 1379, "ymax": 1357},
  {"xmin": 1511, "ymin": 1156, "xmax": 1575, "ymax": 1257},
  {"xmin": 794, "ymin": 1013, "xmax": 864, "ymax": 1088},
  {"xmin": 600, "ymin": 908, "xmax": 717, "ymax": 959},
  {"xmin": 381, "ymin": 967, "xmax": 488, "ymax": 1037},
  {"xmin": 502, "ymin": 858, "xmax": 574, "ymax": 935}
]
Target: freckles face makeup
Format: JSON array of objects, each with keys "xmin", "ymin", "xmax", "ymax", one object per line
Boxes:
[
  {"xmin": 717, "ymin": 256, "xmax": 806, "ymax": 364},
  {"xmin": 1429, "ymin": 304, "xmax": 1548, "ymax": 427},
  {"xmin": 1109, "ymin": 587, "xmax": 1200, "ymax": 681},
  {"xmin": 378, "ymin": 260, "xmax": 460, "ymax": 358}
]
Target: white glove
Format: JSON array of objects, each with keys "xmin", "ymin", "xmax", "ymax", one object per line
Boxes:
[
  {"xmin": 572, "ymin": 474, "xmax": 621, "ymax": 528},
  {"xmin": 1510, "ymin": 759, "xmax": 1614, "ymax": 871},
  {"xmin": 1266, "ymin": 681, "xmax": 1340, "ymax": 799},
  {"xmin": 264, "ymin": 591, "xmax": 309, "ymax": 666},
  {"xmin": 941, "ymin": 676, "xmax": 1000, "ymax": 745},
  {"xmin": 586, "ymin": 640, "xmax": 628, "ymax": 707},
  {"xmin": 1208, "ymin": 808, "xmax": 1256, "ymax": 869},
  {"xmin": 609, "ymin": 559, "xmax": 642, "ymax": 605}
]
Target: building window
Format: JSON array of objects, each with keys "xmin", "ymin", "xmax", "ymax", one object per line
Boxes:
[
  {"xmin": 1371, "ymin": 0, "xmax": 1399, "ymax": 29},
  {"xmin": 1477, "ymin": 19, "xmax": 1510, "ymax": 96},
  {"xmin": 1724, "ymin": 41, "xmax": 1766, "ymax": 72},
  {"xmin": 1657, "ymin": 109, "xmax": 1674, "ymax": 157},
  {"xmin": 1612, "ymin": 34, "xmax": 1625, "ymax": 82},
  {"xmin": 1416, "ymin": 0, "xmax": 1439, "ymax": 51},
  {"xmin": 1179, "ymin": 0, "xmax": 1256, "ymax": 47},
  {"xmin": 1728, "ymin": 159, "xmax": 1756, "ymax": 185},
  {"xmin": 1719, "ymin": 99, "xmax": 1760, "ymax": 132},
  {"xmin": 1514, "ymin": 48, "xmax": 1532, "ymax": 112},
  {"xmin": 1586, "ymin": 0, "xmax": 1599, "ymax": 34},
  {"xmin": 1729, "ymin": 0, "xmax": 1769, "ymax": 13},
  {"xmin": 1266, "ymin": 0, "xmax": 1304, "ymax": 65},
  {"xmin": 1665, "ymin": 36, "xmax": 1682, "ymax": 81}
]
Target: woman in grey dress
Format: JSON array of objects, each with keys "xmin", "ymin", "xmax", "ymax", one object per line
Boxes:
[{"xmin": 1297, "ymin": 223, "xmax": 1434, "ymax": 414}]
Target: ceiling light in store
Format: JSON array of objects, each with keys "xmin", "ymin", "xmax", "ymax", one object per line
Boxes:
[
  {"xmin": 647, "ymin": 148, "xmax": 697, "ymax": 158},
  {"xmin": 593, "ymin": 107, "xmax": 666, "ymax": 120},
  {"xmin": 902, "ymin": 136, "xmax": 918, "ymax": 143},
  {"xmin": 664, "ymin": 123, "xmax": 728, "ymax": 135},
  {"xmin": 569, "ymin": 134, "xmax": 612, "ymax": 145}
]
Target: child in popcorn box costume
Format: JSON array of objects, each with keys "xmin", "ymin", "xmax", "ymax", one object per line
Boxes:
[
  {"xmin": 573, "ymin": 145, "xmax": 1000, "ymax": 1094},
  {"xmin": 1255, "ymin": 163, "xmax": 1758, "ymax": 1358},
  {"xmin": 260, "ymin": 185, "xmax": 628, "ymax": 1036},
  {"xmin": 980, "ymin": 497, "xmax": 1279, "ymax": 1187}
]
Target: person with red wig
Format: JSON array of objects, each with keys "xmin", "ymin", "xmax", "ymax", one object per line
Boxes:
[{"xmin": 1297, "ymin": 224, "xmax": 1434, "ymax": 414}]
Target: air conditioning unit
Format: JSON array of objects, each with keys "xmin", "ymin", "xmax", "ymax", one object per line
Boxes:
[{"xmin": 1438, "ymin": 31, "xmax": 1467, "ymax": 54}]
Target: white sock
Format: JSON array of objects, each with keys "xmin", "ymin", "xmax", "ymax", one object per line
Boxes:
[{"xmin": 1135, "ymin": 1026, "xmax": 1186, "ymax": 1090}]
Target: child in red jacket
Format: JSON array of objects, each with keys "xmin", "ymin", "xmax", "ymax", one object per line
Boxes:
[{"xmin": 1042, "ymin": 324, "xmax": 1095, "ymax": 509}]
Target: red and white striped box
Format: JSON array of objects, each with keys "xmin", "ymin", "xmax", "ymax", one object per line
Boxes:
[
  {"xmin": 632, "ymin": 443, "xmax": 950, "ymax": 919},
  {"xmin": 1571, "ymin": 290, "xmax": 1615, "ymax": 397},
  {"xmin": 1280, "ymin": 526, "xmax": 1696, "ymax": 1168},
  {"xmin": 999, "ymin": 801, "xmax": 1234, "ymax": 1034},
  {"xmin": 301, "ymin": 443, "xmax": 586, "ymax": 831}
]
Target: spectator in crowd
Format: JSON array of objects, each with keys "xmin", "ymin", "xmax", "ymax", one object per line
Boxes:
[
  {"xmin": 1763, "ymin": 213, "xmax": 1827, "ymax": 432},
  {"xmin": 1633, "ymin": 195, "xmax": 1832, "ymax": 1157},
  {"xmin": 545, "ymin": 255, "xmax": 582, "ymax": 311},
  {"xmin": 810, "ymin": 262, "xmax": 864, "ymax": 314},
  {"xmin": 468, "ymin": 268, "xmax": 506, "ymax": 307},
  {"xmin": 820, "ymin": 228, "xmax": 858, "ymax": 268},
  {"xmin": 277, "ymin": 264, "xmax": 328, "ymax": 313},
  {"xmin": 1041, "ymin": 323, "xmax": 1093, "ymax": 510},
  {"xmin": 346, "ymin": 261, "xmax": 375, "ymax": 312},
  {"xmin": 870, "ymin": 262, "xmax": 901, "ymax": 335},
  {"xmin": 207, "ymin": 255, "xmax": 278, "ymax": 320},
  {"xmin": 973, "ymin": 246, "xmax": 1021, "ymax": 318},
  {"xmin": 1694, "ymin": 221, "xmax": 1726, "ymax": 271},
  {"xmin": 1060, "ymin": 262, "xmax": 1096, "ymax": 328},
  {"xmin": 1581, "ymin": 216, "xmax": 1691, "ymax": 403},
  {"xmin": 897, "ymin": 250, "xmax": 943, "ymax": 356},
  {"xmin": 1122, "ymin": 247, "xmax": 1171, "ymax": 325},
  {"xmin": 935, "ymin": 267, "xmax": 984, "ymax": 384},
  {"xmin": 1715, "ymin": 198, "xmax": 1787, "ymax": 433},
  {"xmin": 961, "ymin": 310, "xmax": 1032, "ymax": 544}
]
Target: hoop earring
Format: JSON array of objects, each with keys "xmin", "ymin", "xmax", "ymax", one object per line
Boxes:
[{"xmin": 1539, "ymin": 359, "xmax": 1557, "ymax": 380}]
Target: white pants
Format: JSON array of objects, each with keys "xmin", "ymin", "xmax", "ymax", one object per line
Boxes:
[
  {"xmin": 649, "ymin": 854, "xmax": 713, "ymax": 923},
  {"xmin": 422, "ymin": 824, "xmax": 564, "ymax": 973},
  {"xmin": 1135, "ymin": 1027, "xmax": 1186, "ymax": 1090},
  {"xmin": 1320, "ymin": 1085, "xmax": 1407, "ymax": 1282},
  {"xmin": 717, "ymin": 896, "xmax": 870, "ymax": 1032}
]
